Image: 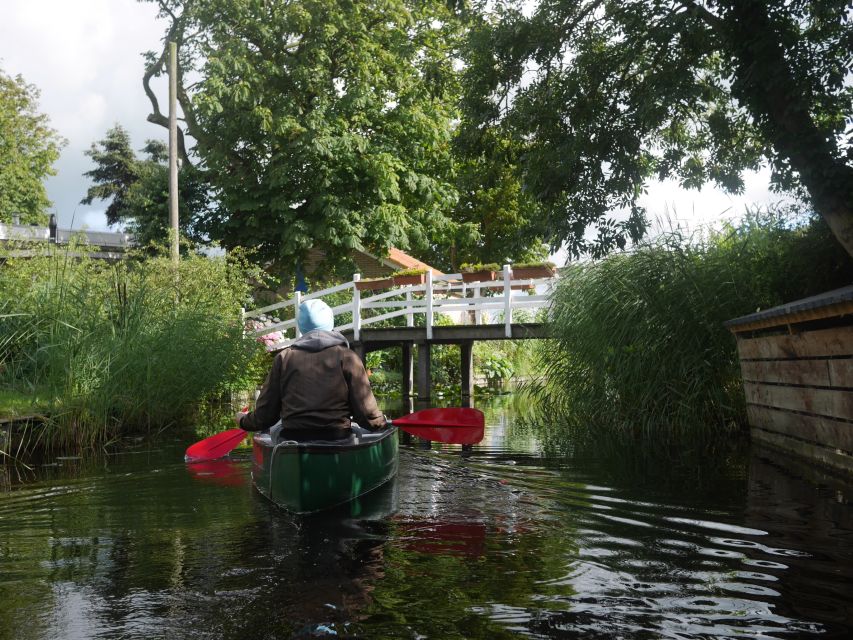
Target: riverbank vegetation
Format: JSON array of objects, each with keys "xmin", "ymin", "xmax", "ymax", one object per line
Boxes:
[
  {"xmin": 0, "ymin": 244, "xmax": 265, "ymax": 452},
  {"xmin": 533, "ymin": 208, "xmax": 853, "ymax": 443}
]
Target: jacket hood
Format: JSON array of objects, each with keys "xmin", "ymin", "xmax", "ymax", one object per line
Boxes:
[{"xmin": 290, "ymin": 329, "xmax": 349, "ymax": 352}]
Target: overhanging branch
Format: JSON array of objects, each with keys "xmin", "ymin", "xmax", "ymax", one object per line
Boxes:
[{"xmin": 143, "ymin": 7, "xmax": 193, "ymax": 168}]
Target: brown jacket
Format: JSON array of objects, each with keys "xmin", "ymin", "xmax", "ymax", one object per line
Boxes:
[{"xmin": 239, "ymin": 330, "xmax": 385, "ymax": 432}]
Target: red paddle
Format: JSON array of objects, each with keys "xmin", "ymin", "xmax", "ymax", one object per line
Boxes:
[
  {"xmin": 184, "ymin": 407, "xmax": 485, "ymax": 461},
  {"xmin": 184, "ymin": 428, "xmax": 247, "ymax": 462},
  {"xmin": 389, "ymin": 408, "xmax": 485, "ymax": 445}
]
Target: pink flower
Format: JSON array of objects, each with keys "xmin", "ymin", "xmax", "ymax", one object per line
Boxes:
[{"xmin": 246, "ymin": 319, "xmax": 284, "ymax": 350}]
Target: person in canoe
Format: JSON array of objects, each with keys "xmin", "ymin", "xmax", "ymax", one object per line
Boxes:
[{"xmin": 234, "ymin": 299, "xmax": 387, "ymax": 439}]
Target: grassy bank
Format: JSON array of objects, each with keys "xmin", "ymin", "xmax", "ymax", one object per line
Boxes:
[
  {"xmin": 534, "ymin": 208, "xmax": 853, "ymax": 443},
  {"xmin": 0, "ymin": 243, "xmax": 267, "ymax": 453}
]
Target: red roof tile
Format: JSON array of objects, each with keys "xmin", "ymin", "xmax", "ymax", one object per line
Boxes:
[{"xmin": 387, "ymin": 247, "xmax": 444, "ymax": 275}]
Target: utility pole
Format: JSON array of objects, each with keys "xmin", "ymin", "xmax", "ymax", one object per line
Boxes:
[{"xmin": 168, "ymin": 41, "xmax": 179, "ymax": 265}]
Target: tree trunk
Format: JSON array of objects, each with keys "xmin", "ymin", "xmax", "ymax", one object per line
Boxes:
[{"xmin": 721, "ymin": 1, "xmax": 853, "ymax": 256}]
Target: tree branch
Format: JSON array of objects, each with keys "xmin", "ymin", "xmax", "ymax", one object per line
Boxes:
[
  {"xmin": 675, "ymin": 0, "xmax": 726, "ymax": 34},
  {"xmin": 143, "ymin": 6, "xmax": 193, "ymax": 167}
]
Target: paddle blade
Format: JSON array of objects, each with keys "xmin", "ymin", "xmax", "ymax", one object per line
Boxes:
[
  {"xmin": 184, "ymin": 428, "xmax": 247, "ymax": 462},
  {"xmin": 393, "ymin": 408, "xmax": 485, "ymax": 445}
]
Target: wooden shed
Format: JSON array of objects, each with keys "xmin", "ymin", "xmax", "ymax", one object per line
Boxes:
[{"xmin": 726, "ymin": 286, "xmax": 853, "ymax": 475}]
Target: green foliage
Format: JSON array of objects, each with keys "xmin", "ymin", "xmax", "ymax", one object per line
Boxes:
[
  {"xmin": 461, "ymin": 1, "xmax": 853, "ymax": 256},
  {"xmin": 479, "ymin": 353, "xmax": 513, "ymax": 382},
  {"xmin": 81, "ymin": 125, "xmax": 210, "ymax": 247},
  {"xmin": 0, "ymin": 389, "xmax": 47, "ymax": 417},
  {"xmin": 0, "ymin": 68, "xmax": 65, "ymax": 224},
  {"xmin": 534, "ymin": 206, "xmax": 853, "ymax": 441},
  {"xmin": 460, "ymin": 262, "xmax": 499, "ymax": 273},
  {"xmin": 476, "ymin": 337, "xmax": 538, "ymax": 382},
  {"xmin": 144, "ymin": 0, "xmax": 463, "ymax": 269},
  {"xmin": 0, "ymin": 244, "xmax": 264, "ymax": 452},
  {"xmin": 443, "ymin": 122, "xmax": 552, "ymax": 270},
  {"xmin": 390, "ymin": 268, "xmax": 427, "ymax": 278}
]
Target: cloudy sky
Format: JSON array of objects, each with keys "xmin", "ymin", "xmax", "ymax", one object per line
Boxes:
[
  {"xmin": 1, "ymin": 0, "xmax": 782, "ymax": 240},
  {"xmin": 1, "ymin": 0, "xmax": 166, "ymax": 230}
]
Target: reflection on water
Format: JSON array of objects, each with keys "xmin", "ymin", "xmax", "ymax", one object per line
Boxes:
[{"xmin": 0, "ymin": 397, "xmax": 851, "ymax": 639}]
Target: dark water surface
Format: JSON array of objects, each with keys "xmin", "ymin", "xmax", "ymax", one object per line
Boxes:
[{"xmin": 1, "ymin": 398, "xmax": 852, "ymax": 639}]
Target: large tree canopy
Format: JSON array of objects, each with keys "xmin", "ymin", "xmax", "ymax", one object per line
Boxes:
[
  {"xmin": 462, "ymin": 0, "xmax": 853, "ymax": 257},
  {"xmin": 82, "ymin": 124, "xmax": 209, "ymax": 248},
  {"xmin": 0, "ymin": 68, "xmax": 65, "ymax": 225},
  {"xmin": 142, "ymin": 0, "xmax": 467, "ymax": 270}
]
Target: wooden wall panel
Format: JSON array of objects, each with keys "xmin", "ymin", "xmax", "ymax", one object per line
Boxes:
[
  {"xmin": 739, "ymin": 359, "xmax": 832, "ymax": 387},
  {"xmin": 752, "ymin": 428, "xmax": 853, "ymax": 475},
  {"xmin": 747, "ymin": 405, "xmax": 853, "ymax": 453},
  {"xmin": 828, "ymin": 360, "xmax": 853, "ymax": 388},
  {"xmin": 744, "ymin": 382, "xmax": 853, "ymax": 420},
  {"xmin": 736, "ymin": 326, "xmax": 853, "ymax": 360}
]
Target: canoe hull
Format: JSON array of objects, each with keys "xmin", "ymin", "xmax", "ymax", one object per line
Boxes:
[{"xmin": 252, "ymin": 427, "xmax": 398, "ymax": 514}]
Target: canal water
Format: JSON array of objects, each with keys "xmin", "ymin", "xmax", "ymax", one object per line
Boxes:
[{"xmin": 1, "ymin": 397, "xmax": 851, "ymax": 639}]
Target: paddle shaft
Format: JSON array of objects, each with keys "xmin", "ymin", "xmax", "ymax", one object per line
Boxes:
[{"xmin": 185, "ymin": 407, "xmax": 485, "ymax": 461}]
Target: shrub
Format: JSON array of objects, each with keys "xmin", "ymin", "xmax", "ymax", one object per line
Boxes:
[
  {"xmin": 0, "ymin": 243, "xmax": 265, "ymax": 451},
  {"xmin": 460, "ymin": 262, "xmax": 500, "ymax": 273},
  {"xmin": 534, "ymin": 207, "xmax": 853, "ymax": 442},
  {"xmin": 390, "ymin": 267, "xmax": 428, "ymax": 277}
]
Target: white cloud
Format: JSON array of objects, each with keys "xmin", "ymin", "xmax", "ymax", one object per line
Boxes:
[
  {"xmin": 549, "ymin": 168, "xmax": 782, "ymax": 266},
  {"xmin": 641, "ymin": 168, "xmax": 784, "ymax": 236},
  {"xmin": 1, "ymin": 0, "xmax": 167, "ymax": 230}
]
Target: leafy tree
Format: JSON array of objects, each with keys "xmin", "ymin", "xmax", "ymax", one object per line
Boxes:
[
  {"xmin": 447, "ymin": 129, "xmax": 550, "ymax": 269},
  {"xmin": 0, "ymin": 68, "xmax": 65, "ymax": 224},
  {"xmin": 81, "ymin": 124, "xmax": 209, "ymax": 247},
  {"xmin": 141, "ymin": 0, "xmax": 464, "ymax": 273},
  {"xmin": 81, "ymin": 125, "xmax": 139, "ymax": 226},
  {"xmin": 461, "ymin": 1, "xmax": 853, "ymax": 257}
]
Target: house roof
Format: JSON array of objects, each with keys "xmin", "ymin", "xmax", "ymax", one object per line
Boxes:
[{"xmin": 385, "ymin": 247, "xmax": 444, "ymax": 275}]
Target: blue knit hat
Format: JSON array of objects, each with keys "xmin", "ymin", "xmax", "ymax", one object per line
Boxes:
[{"xmin": 297, "ymin": 299, "xmax": 334, "ymax": 333}]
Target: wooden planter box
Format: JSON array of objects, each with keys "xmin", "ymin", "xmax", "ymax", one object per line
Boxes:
[
  {"xmin": 462, "ymin": 270, "xmax": 496, "ymax": 283},
  {"xmin": 511, "ymin": 265, "xmax": 555, "ymax": 279},
  {"xmin": 393, "ymin": 273, "xmax": 426, "ymax": 286},
  {"xmin": 355, "ymin": 277, "xmax": 394, "ymax": 291},
  {"xmin": 726, "ymin": 285, "xmax": 853, "ymax": 475}
]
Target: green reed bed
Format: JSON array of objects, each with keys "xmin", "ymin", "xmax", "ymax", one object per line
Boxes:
[
  {"xmin": 533, "ymin": 208, "xmax": 853, "ymax": 443},
  {"xmin": 0, "ymin": 243, "xmax": 266, "ymax": 453}
]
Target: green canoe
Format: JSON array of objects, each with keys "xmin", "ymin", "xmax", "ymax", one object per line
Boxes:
[{"xmin": 251, "ymin": 425, "xmax": 399, "ymax": 514}]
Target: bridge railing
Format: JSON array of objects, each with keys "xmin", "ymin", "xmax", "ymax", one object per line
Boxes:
[{"xmin": 243, "ymin": 264, "xmax": 558, "ymax": 351}]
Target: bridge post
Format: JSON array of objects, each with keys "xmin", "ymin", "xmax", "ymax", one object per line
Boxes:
[
  {"xmin": 460, "ymin": 341, "xmax": 474, "ymax": 398},
  {"xmin": 401, "ymin": 342, "xmax": 413, "ymax": 397},
  {"xmin": 416, "ymin": 342, "xmax": 431, "ymax": 400},
  {"xmin": 353, "ymin": 274, "xmax": 361, "ymax": 341},
  {"xmin": 425, "ymin": 270, "xmax": 434, "ymax": 340},
  {"xmin": 474, "ymin": 284, "xmax": 482, "ymax": 324},
  {"xmin": 503, "ymin": 264, "xmax": 513, "ymax": 338},
  {"xmin": 353, "ymin": 343, "xmax": 366, "ymax": 365},
  {"xmin": 293, "ymin": 291, "xmax": 303, "ymax": 338}
]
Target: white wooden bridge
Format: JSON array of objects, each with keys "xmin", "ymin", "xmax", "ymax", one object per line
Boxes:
[{"xmin": 243, "ymin": 264, "xmax": 558, "ymax": 399}]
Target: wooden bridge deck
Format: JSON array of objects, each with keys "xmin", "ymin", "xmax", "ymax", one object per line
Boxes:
[{"xmin": 341, "ymin": 322, "xmax": 548, "ymax": 351}]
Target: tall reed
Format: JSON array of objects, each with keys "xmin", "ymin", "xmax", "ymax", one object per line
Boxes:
[
  {"xmin": 0, "ymin": 242, "xmax": 266, "ymax": 451},
  {"xmin": 533, "ymin": 208, "xmax": 853, "ymax": 443}
]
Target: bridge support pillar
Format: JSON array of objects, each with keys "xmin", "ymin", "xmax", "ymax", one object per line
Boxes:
[
  {"xmin": 416, "ymin": 342, "xmax": 431, "ymax": 400},
  {"xmin": 401, "ymin": 342, "xmax": 413, "ymax": 398},
  {"xmin": 460, "ymin": 341, "xmax": 474, "ymax": 398},
  {"xmin": 352, "ymin": 343, "xmax": 366, "ymax": 365}
]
